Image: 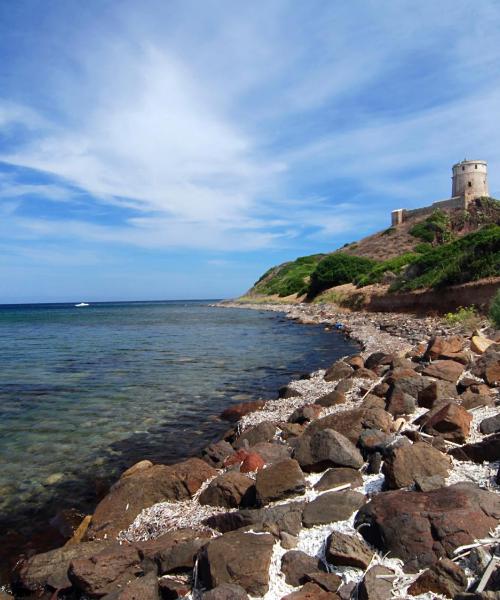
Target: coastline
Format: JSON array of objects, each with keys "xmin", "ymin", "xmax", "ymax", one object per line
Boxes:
[{"xmin": 10, "ymin": 303, "xmax": 500, "ymax": 600}]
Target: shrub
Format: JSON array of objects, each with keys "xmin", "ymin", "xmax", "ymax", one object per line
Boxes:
[
  {"xmin": 391, "ymin": 225, "xmax": 500, "ymax": 292},
  {"xmin": 254, "ymin": 254, "xmax": 325, "ymax": 297},
  {"xmin": 414, "ymin": 242, "xmax": 433, "ymax": 254},
  {"xmin": 356, "ymin": 253, "xmax": 419, "ymax": 287},
  {"xmin": 490, "ymin": 290, "xmax": 500, "ymax": 328},
  {"xmin": 308, "ymin": 253, "xmax": 377, "ymax": 297},
  {"xmin": 409, "ymin": 209, "xmax": 453, "ymax": 244},
  {"xmin": 444, "ymin": 306, "xmax": 481, "ymax": 330}
]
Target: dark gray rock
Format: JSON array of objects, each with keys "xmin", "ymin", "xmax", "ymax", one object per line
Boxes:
[
  {"xmin": 358, "ymin": 565, "xmax": 395, "ymax": 600},
  {"xmin": 450, "ymin": 433, "xmax": 500, "ymax": 463},
  {"xmin": 479, "ymin": 414, "xmax": 500, "ymax": 435},
  {"xmin": 325, "ymin": 532, "xmax": 373, "ymax": 569},
  {"xmin": 201, "ymin": 441, "xmax": 235, "ymax": 468},
  {"xmin": 294, "ymin": 429, "xmax": 364, "ymax": 472},
  {"xmin": 234, "ymin": 422, "xmax": 276, "ymax": 449},
  {"xmin": 314, "ymin": 468, "xmax": 363, "ymax": 492},
  {"xmin": 202, "ymin": 583, "xmax": 249, "ymax": 600}
]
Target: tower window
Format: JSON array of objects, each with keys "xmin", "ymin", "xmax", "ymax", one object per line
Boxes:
[
  {"xmin": 468, "ymin": 181, "xmax": 472, "ymax": 187},
  {"xmin": 475, "ymin": 164, "xmax": 478, "ymax": 169},
  {"xmin": 462, "ymin": 166, "xmax": 465, "ymax": 171}
]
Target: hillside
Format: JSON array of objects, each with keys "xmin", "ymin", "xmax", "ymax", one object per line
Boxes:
[{"xmin": 245, "ymin": 197, "xmax": 500, "ymax": 311}]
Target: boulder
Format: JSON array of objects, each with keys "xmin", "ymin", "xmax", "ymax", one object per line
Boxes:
[
  {"xmin": 345, "ymin": 355, "xmax": 364, "ymax": 369},
  {"xmin": 367, "ymin": 452, "xmax": 382, "ymax": 474},
  {"xmin": 138, "ymin": 528, "xmax": 211, "ymax": 574},
  {"xmin": 354, "ymin": 483, "xmax": 500, "ymax": 572},
  {"xmin": 68, "ymin": 544, "xmax": 142, "ymax": 597},
  {"xmin": 335, "ymin": 379, "xmax": 353, "ymax": 393},
  {"xmin": 371, "ymin": 382, "xmax": 390, "ymax": 398},
  {"xmin": 294, "ymin": 429, "xmax": 364, "ymax": 472},
  {"xmin": 120, "ymin": 460, "xmax": 154, "ymax": 479},
  {"xmin": 281, "ymin": 582, "xmax": 340, "ymax": 599},
  {"xmin": 422, "ymin": 402, "xmax": 472, "ymax": 443},
  {"xmin": 16, "ymin": 541, "xmax": 110, "ymax": 592},
  {"xmin": 385, "ymin": 387, "xmax": 416, "ymax": 417},
  {"xmin": 220, "ymin": 400, "xmax": 266, "ymax": 422},
  {"xmin": 111, "ymin": 572, "xmax": 159, "ymax": 600},
  {"xmin": 479, "ymin": 414, "xmax": 500, "ymax": 435},
  {"xmin": 279, "ymin": 385, "xmax": 302, "ymax": 399},
  {"xmin": 305, "ymin": 408, "xmax": 392, "ymax": 445},
  {"xmin": 304, "ymin": 572, "xmax": 342, "ymax": 593},
  {"xmin": 302, "ymin": 490, "xmax": 366, "ymax": 527},
  {"xmin": 460, "ymin": 390, "xmax": 494, "ymax": 409},
  {"xmin": 325, "ymin": 532, "xmax": 373, "ymax": 569},
  {"xmin": 425, "ymin": 336, "xmax": 465, "ymax": 360},
  {"xmin": 408, "ymin": 558, "xmax": 467, "ymax": 598},
  {"xmin": 249, "ymin": 442, "xmax": 291, "ymax": 465},
  {"xmin": 418, "ymin": 380, "xmax": 458, "ymax": 409},
  {"xmin": 314, "ymin": 468, "xmax": 363, "ymax": 492},
  {"xmin": 471, "ymin": 336, "xmax": 495, "ymax": 355},
  {"xmin": 281, "ymin": 550, "xmax": 322, "ymax": 586},
  {"xmin": 255, "ymin": 459, "xmax": 305, "ymax": 505},
  {"xmin": 358, "ymin": 429, "xmax": 395, "ymax": 454},
  {"xmin": 279, "ymin": 423, "xmax": 306, "ymax": 440},
  {"xmin": 360, "ymin": 394, "xmax": 386, "ymax": 410},
  {"xmin": 202, "ymin": 583, "xmax": 249, "ymax": 599},
  {"xmin": 365, "ymin": 352, "xmax": 393, "ymax": 370},
  {"xmin": 350, "ymin": 367, "xmax": 378, "ymax": 380},
  {"xmin": 414, "ymin": 474, "xmax": 446, "ymax": 492},
  {"xmin": 88, "ymin": 459, "xmax": 216, "ymax": 539},
  {"xmin": 422, "ymin": 360, "xmax": 465, "ymax": 383},
  {"xmin": 240, "ymin": 452, "xmax": 265, "ymax": 473},
  {"xmin": 159, "ymin": 577, "xmax": 191, "ymax": 599},
  {"xmin": 288, "ymin": 404, "xmax": 323, "ymax": 424},
  {"xmin": 358, "ymin": 565, "xmax": 395, "ymax": 600},
  {"xmin": 382, "ymin": 442, "xmax": 451, "ymax": 489},
  {"xmin": 234, "ymin": 422, "xmax": 277, "ymax": 449},
  {"xmin": 201, "ymin": 441, "xmax": 235, "ymax": 468},
  {"xmin": 205, "ymin": 501, "xmax": 304, "ymax": 537},
  {"xmin": 197, "ymin": 532, "xmax": 274, "ymax": 596},
  {"xmin": 199, "ymin": 472, "xmax": 255, "ymax": 508},
  {"xmin": 470, "ymin": 346, "xmax": 500, "ymax": 385},
  {"xmin": 450, "ymin": 433, "xmax": 500, "ymax": 463},
  {"xmin": 324, "ymin": 361, "xmax": 354, "ymax": 382},
  {"xmin": 315, "ymin": 391, "xmax": 346, "ymax": 408}
]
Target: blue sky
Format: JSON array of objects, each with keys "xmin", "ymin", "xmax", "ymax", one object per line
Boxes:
[{"xmin": 1, "ymin": 0, "xmax": 500, "ymax": 302}]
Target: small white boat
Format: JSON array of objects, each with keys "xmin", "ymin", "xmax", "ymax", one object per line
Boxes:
[{"xmin": 75, "ymin": 302, "xmax": 90, "ymax": 307}]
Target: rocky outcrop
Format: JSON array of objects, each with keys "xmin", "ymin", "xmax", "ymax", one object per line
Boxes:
[{"xmin": 355, "ymin": 483, "xmax": 500, "ymax": 571}]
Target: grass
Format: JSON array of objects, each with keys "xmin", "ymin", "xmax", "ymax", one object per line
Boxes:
[
  {"xmin": 444, "ymin": 306, "xmax": 481, "ymax": 330},
  {"xmin": 356, "ymin": 252, "xmax": 419, "ymax": 287},
  {"xmin": 490, "ymin": 290, "xmax": 500, "ymax": 328},
  {"xmin": 409, "ymin": 209, "xmax": 454, "ymax": 244},
  {"xmin": 391, "ymin": 225, "xmax": 500, "ymax": 292}
]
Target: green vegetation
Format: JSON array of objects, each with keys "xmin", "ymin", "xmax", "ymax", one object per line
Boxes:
[
  {"xmin": 307, "ymin": 253, "xmax": 377, "ymax": 297},
  {"xmin": 490, "ymin": 290, "xmax": 500, "ymax": 328},
  {"xmin": 391, "ymin": 225, "xmax": 500, "ymax": 292},
  {"xmin": 356, "ymin": 253, "xmax": 419, "ymax": 287},
  {"xmin": 252, "ymin": 254, "xmax": 325, "ymax": 297},
  {"xmin": 414, "ymin": 242, "xmax": 433, "ymax": 254},
  {"xmin": 444, "ymin": 306, "xmax": 481, "ymax": 329},
  {"xmin": 409, "ymin": 209, "xmax": 454, "ymax": 244}
]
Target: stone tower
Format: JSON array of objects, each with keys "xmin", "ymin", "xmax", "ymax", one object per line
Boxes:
[{"xmin": 451, "ymin": 159, "xmax": 489, "ymax": 207}]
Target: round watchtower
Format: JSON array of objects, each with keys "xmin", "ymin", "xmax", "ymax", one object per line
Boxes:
[{"xmin": 451, "ymin": 159, "xmax": 489, "ymax": 200}]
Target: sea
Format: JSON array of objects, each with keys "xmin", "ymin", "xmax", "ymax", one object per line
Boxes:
[{"xmin": 0, "ymin": 300, "xmax": 358, "ymax": 579}]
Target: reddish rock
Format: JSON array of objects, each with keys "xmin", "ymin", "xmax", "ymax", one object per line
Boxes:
[
  {"xmin": 355, "ymin": 483, "xmax": 500, "ymax": 572},
  {"xmin": 316, "ymin": 390, "xmax": 346, "ymax": 408},
  {"xmin": 198, "ymin": 531, "xmax": 275, "ymax": 596},
  {"xmin": 220, "ymin": 400, "xmax": 266, "ymax": 422},
  {"xmin": 418, "ymin": 380, "xmax": 458, "ymax": 408},
  {"xmin": 425, "ymin": 336, "xmax": 465, "ymax": 360},
  {"xmin": 255, "ymin": 459, "xmax": 305, "ymax": 505},
  {"xmin": 385, "ymin": 387, "xmax": 416, "ymax": 417},
  {"xmin": 350, "ymin": 367, "xmax": 378, "ymax": 380},
  {"xmin": 382, "ymin": 442, "xmax": 451, "ymax": 489},
  {"xmin": 288, "ymin": 404, "xmax": 323, "ymax": 424},
  {"xmin": 121, "ymin": 460, "xmax": 153, "ymax": 479},
  {"xmin": 325, "ymin": 532, "xmax": 373, "ymax": 569},
  {"xmin": 471, "ymin": 346, "xmax": 500, "ymax": 385},
  {"xmin": 305, "ymin": 407, "xmax": 392, "ymax": 445},
  {"xmin": 87, "ymin": 459, "xmax": 216, "ymax": 539},
  {"xmin": 422, "ymin": 360, "xmax": 465, "ymax": 383},
  {"xmin": 199, "ymin": 472, "xmax": 255, "ymax": 508},
  {"xmin": 408, "ymin": 558, "xmax": 467, "ymax": 597},
  {"xmin": 68, "ymin": 544, "xmax": 142, "ymax": 597},
  {"xmin": 114, "ymin": 572, "xmax": 159, "ymax": 600},
  {"xmin": 422, "ymin": 402, "xmax": 472, "ymax": 443},
  {"xmin": 281, "ymin": 582, "xmax": 339, "ymax": 599},
  {"xmin": 304, "ymin": 572, "xmax": 342, "ymax": 593},
  {"xmin": 240, "ymin": 452, "xmax": 265, "ymax": 473}
]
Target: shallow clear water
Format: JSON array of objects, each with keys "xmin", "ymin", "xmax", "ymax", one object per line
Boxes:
[{"xmin": 0, "ymin": 300, "xmax": 357, "ymax": 569}]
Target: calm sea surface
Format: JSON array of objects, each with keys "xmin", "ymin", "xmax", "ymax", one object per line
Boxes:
[{"xmin": 0, "ymin": 300, "xmax": 357, "ymax": 572}]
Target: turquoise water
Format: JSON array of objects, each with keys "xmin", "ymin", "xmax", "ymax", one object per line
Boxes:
[{"xmin": 0, "ymin": 300, "xmax": 356, "ymax": 570}]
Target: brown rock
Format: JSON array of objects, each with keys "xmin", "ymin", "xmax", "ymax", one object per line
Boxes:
[
  {"xmin": 450, "ymin": 433, "xmax": 500, "ymax": 463},
  {"xmin": 324, "ymin": 361, "xmax": 354, "ymax": 382},
  {"xmin": 418, "ymin": 379, "xmax": 458, "ymax": 408},
  {"xmin": 198, "ymin": 531, "xmax": 274, "ymax": 596},
  {"xmin": 345, "ymin": 355, "xmax": 364, "ymax": 369},
  {"xmin": 294, "ymin": 429, "xmax": 364, "ymax": 472},
  {"xmin": 325, "ymin": 532, "xmax": 374, "ymax": 569},
  {"xmin": 314, "ymin": 468, "xmax": 363, "ymax": 492},
  {"xmin": 279, "ymin": 385, "xmax": 303, "ymax": 399},
  {"xmin": 68, "ymin": 544, "xmax": 142, "ymax": 597},
  {"xmin": 159, "ymin": 576, "xmax": 191, "ymax": 599},
  {"xmin": 281, "ymin": 550, "xmax": 322, "ymax": 586},
  {"xmin": 220, "ymin": 400, "xmax": 266, "ymax": 422},
  {"xmin": 279, "ymin": 423, "xmax": 306, "ymax": 440},
  {"xmin": 121, "ymin": 460, "xmax": 154, "ymax": 479},
  {"xmin": 201, "ymin": 441, "xmax": 235, "ymax": 468},
  {"xmin": 422, "ymin": 360, "xmax": 465, "ymax": 383},
  {"xmin": 234, "ymin": 422, "xmax": 277, "ymax": 449},
  {"xmin": 423, "ymin": 402, "xmax": 472, "ymax": 443},
  {"xmin": 16, "ymin": 541, "xmax": 110, "ymax": 592},
  {"xmin": 255, "ymin": 459, "xmax": 305, "ymax": 505},
  {"xmin": 304, "ymin": 572, "xmax": 342, "ymax": 593},
  {"xmin": 459, "ymin": 390, "xmax": 494, "ymax": 409},
  {"xmin": 382, "ymin": 442, "xmax": 451, "ymax": 489},
  {"xmin": 199, "ymin": 472, "xmax": 255, "ymax": 508},
  {"xmin": 249, "ymin": 442, "xmax": 291, "ymax": 465},
  {"xmin": 408, "ymin": 558, "xmax": 467, "ymax": 597},
  {"xmin": 365, "ymin": 352, "xmax": 394, "ymax": 370},
  {"xmin": 425, "ymin": 336, "xmax": 465, "ymax": 360},
  {"xmin": 305, "ymin": 407, "xmax": 392, "ymax": 445},
  {"xmin": 385, "ymin": 387, "xmax": 416, "ymax": 417},
  {"xmin": 316, "ymin": 391, "xmax": 346, "ymax": 408},
  {"xmin": 88, "ymin": 460, "xmax": 216, "ymax": 539},
  {"xmin": 350, "ymin": 367, "xmax": 378, "ymax": 380},
  {"xmin": 471, "ymin": 346, "xmax": 500, "ymax": 385},
  {"xmin": 240, "ymin": 452, "xmax": 265, "ymax": 473},
  {"xmin": 358, "ymin": 565, "xmax": 395, "ymax": 600},
  {"xmin": 281, "ymin": 582, "xmax": 339, "ymax": 599},
  {"xmin": 360, "ymin": 394, "xmax": 386, "ymax": 410},
  {"xmin": 302, "ymin": 490, "xmax": 366, "ymax": 527},
  {"xmin": 288, "ymin": 404, "xmax": 323, "ymax": 424},
  {"xmin": 471, "ymin": 336, "xmax": 495, "ymax": 355},
  {"xmin": 112, "ymin": 572, "xmax": 160, "ymax": 600},
  {"xmin": 202, "ymin": 583, "xmax": 249, "ymax": 599},
  {"xmin": 355, "ymin": 483, "xmax": 500, "ymax": 572},
  {"xmin": 479, "ymin": 414, "xmax": 500, "ymax": 435}
]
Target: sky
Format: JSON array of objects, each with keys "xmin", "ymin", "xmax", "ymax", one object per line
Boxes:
[{"xmin": 1, "ymin": 0, "xmax": 500, "ymax": 303}]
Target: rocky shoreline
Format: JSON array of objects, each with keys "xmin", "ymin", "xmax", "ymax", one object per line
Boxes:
[{"xmin": 8, "ymin": 303, "xmax": 500, "ymax": 600}]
